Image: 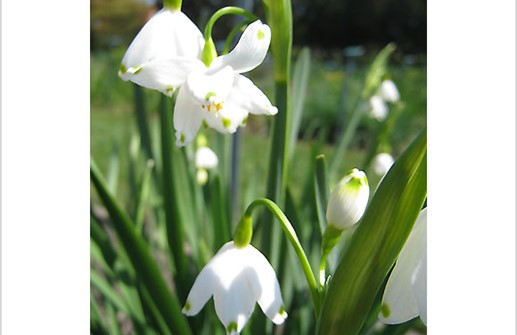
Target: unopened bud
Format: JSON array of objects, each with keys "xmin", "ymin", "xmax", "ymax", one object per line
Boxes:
[{"xmin": 326, "ymin": 168, "xmax": 369, "ymax": 229}]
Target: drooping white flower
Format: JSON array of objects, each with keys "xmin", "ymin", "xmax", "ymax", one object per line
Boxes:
[
  {"xmin": 379, "ymin": 79, "xmax": 400, "ymax": 103},
  {"xmin": 368, "ymin": 95, "xmax": 388, "ymax": 121},
  {"xmin": 120, "ymin": 17, "xmax": 277, "ymax": 146},
  {"xmin": 173, "ymin": 20, "xmax": 277, "ymax": 146},
  {"xmin": 372, "ymin": 152, "xmax": 395, "ymax": 176},
  {"xmin": 194, "ymin": 146, "xmax": 218, "ymax": 185},
  {"xmin": 379, "ymin": 208, "xmax": 427, "ymax": 325},
  {"xmin": 183, "ymin": 241, "xmax": 287, "ymax": 334},
  {"xmin": 326, "ymin": 168, "xmax": 370, "ymax": 230},
  {"xmin": 118, "ymin": 8, "xmax": 204, "ymax": 95},
  {"xmin": 195, "ymin": 146, "xmax": 218, "ymax": 169}
]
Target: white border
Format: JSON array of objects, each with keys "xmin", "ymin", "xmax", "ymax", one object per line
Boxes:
[
  {"xmin": 428, "ymin": 0, "xmax": 515, "ymax": 333},
  {"xmin": 2, "ymin": 0, "xmax": 90, "ymax": 334}
]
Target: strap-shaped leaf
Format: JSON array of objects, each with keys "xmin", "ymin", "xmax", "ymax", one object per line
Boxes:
[
  {"xmin": 318, "ymin": 128, "xmax": 426, "ymax": 335},
  {"xmin": 90, "ymin": 158, "xmax": 192, "ymax": 335}
]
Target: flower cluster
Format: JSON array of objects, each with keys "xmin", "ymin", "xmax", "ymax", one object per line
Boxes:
[{"xmin": 119, "ymin": 8, "xmax": 277, "ymax": 147}]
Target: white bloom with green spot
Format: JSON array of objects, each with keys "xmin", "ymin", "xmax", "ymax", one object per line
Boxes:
[
  {"xmin": 120, "ymin": 17, "xmax": 277, "ymax": 146},
  {"xmin": 174, "ymin": 20, "xmax": 277, "ymax": 146},
  {"xmin": 118, "ymin": 8, "xmax": 204, "ymax": 95},
  {"xmin": 379, "ymin": 208, "xmax": 427, "ymax": 325},
  {"xmin": 183, "ymin": 241, "xmax": 287, "ymax": 335},
  {"xmin": 326, "ymin": 168, "xmax": 369, "ymax": 230}
]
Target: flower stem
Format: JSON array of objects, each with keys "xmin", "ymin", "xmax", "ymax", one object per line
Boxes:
[
  {"xmin": 163, "ymin": 0, "xmax": 182, "ymax": 11},
  {"xmin": 203, "ymin": 6, "xmax": 258, "ymax": 41},
  {"xmin": 244, "ymin": 198, "xmax": 321, "ymax": 316}
]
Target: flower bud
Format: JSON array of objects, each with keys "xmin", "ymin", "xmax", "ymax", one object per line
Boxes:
[
  {"xmin": 326, "ymin": 168, "xmax": 369, "ymax": 229},
  {"xmin": 369, "ymin": 95, "xmax": 388, "ymax": 121},
  {"xmin": 379, "ymin": 79, "xmax": 400, "ymax": 103},
  {"xmin": 372, "ymin": 152, "xmax": 394, "ymax": 176}
]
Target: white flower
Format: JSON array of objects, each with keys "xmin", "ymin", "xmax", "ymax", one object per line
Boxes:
[
  {"xmin": 118, "ymin": 8, "xmax": 204, "ymax": 95},
  {"xmin": 379, "ymin": 79, "xmax": 400, "ymax": 103},
  {"xmin": 120, "ymin": 16, "xmax": 277, "ymax": 146},
  {"xmin": 369, "ymin": 95, "xmax": 388, "ymax": 121},
  {"xmin": 183, "ymin": 241, "xmax": 287, "ymax": 334},
  {"xmin": 372, "ymin": 153, "xmax": 394, "ymax": 176},
  {"xmin": 195, "ymin": 146, "xmax": 218, "ymax": 169},
  {"xmin": 326, "ymin": 168, "xmax": 369, "ymax": 230},
  {"xmin": 173, "ymin": 20, "xmax": 277, "ymax": 146},
  {"xmin": 379, "ymin": 208, "xmax": 427, "ymax": 325}
]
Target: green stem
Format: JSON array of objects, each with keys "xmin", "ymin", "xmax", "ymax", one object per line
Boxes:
[
  {"xmin": 163, "ymin": 0, "xmax": 182, "ymax": 11},
  {"xmin": 222, "ymin": 21, "xmax": 250, "ymax": 55},
  {"xmin": 203, "ymin": 7, "xmax": 258, "ymax": 41},
  {"xmin": 244, "ymin": 198, "xmax": 320, "ymax": 316}
]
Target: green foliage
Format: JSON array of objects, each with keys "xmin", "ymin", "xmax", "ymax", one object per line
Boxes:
[{"xmin": 90, "ymin": 9, "xmax": 426, "ymax": 333}]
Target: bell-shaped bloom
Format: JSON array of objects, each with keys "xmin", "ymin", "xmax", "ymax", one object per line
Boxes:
[
  {"xmin": 372, "ymin": 152, "xmax": 394, "ymax": 176},
  {"xmin": 118, "ymin": 8, "xmax": 204, "ymax": 95},
  {"xmin": 368, "ymin": 95, "xmax": 388, "ymax": 121},
  {"xmin": 379, "ymin": 208, "xmax": 427, "ymax": 325},
  {"xmin": 379, "ymin": 79, "xmax": 400, "ymax": 103},
  {"xmin": 120, "ymin": 17, "xmax": 277, "ymax": 146},
  {"xmin": 326, "ymin": 168, "xmax": 369, "ymax": 230},
  {"xmin": 183, "ymin": 241, "xmax": 287, "ymax": 334},
  {"xmin": 194, "ymin": 146, "xmax": 218, "ymax": 185},
  {"xmin": 195, "ymin": 146, "xmax": 218, "ymax": 169},
  {"xmin": 173, "ymin": 20, "xmax": 277, "ymax": 145}
]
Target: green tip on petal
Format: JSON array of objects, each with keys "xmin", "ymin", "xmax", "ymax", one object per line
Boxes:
[
  {"xmin": 279, "ymin": 305, "xmax": 287, "ymax": 316},
  {"xmin": 222, "ymin": 117, "xmax": 231, "ymax": 128},
  {"xmin": 381, "ymin": 303, "xmax": 390, "ymax": 318},
  {"xmin": 227, "ymin": 321, "xmax": 238, "ymax": 333},
  {"xmin": 202, "ymin": 120, "xmax": 209, "ymax": 129},
  {"xmin": 257, "ymin": 30, "xmax": 265, "ymax": 40},
  {"xmin": 241, "ymin": 115, "xmax": 248, "ymax": 126},
  {"xmin": 179, "ymin": 133, "xmax": 186, "ymax": 144},
  {"xmin": 183, "ymin": 300, "xmax": 191, "ymax": 312},
  {"xmin": 119, "ymin": 64, "xmax": 127, "ymax": 74}
]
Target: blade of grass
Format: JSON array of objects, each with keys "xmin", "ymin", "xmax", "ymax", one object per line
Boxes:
[{"xmin": 90, "ymin": 158, "xmax": 192, "ymax": 335}]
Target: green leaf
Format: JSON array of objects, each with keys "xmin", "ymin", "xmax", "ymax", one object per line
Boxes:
[
  {"xmin": 90, "ymin": 158, "xmax": 192, "ymax": 335},
  {"xmin": 314, "ymin": 154, "xmax": 329, "ymax": 235},
  {"xmin": 289, "ymin": 47, "xmax": 311, "ymax": 160},
  {"xmin": 317, "ymin": 128, "xmax": 427, "ymax": 335}
]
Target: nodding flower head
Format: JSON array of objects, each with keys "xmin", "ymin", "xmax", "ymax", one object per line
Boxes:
[{"xmin": 183, "ymin": 241, "xmax": 287, "ymax": 334}]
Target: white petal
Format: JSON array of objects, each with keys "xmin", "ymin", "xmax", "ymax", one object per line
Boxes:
[
  {"xmin": 229, "ymin": 75, "xmax": 278, "ymax": 115},
  {"xmin": 195, "ymin": 147, "xmax": 218, "ymax": 169},
  {"xmin": 246, "ymin": 245, "xmax": 287, "ymax": 324},
  {"xmin": 213, "ymin": 267, "xmax": 258, "ymax": 334},
  {"xmin": 369, "ymin": 95, "xmax": 388, "ymax": 121},
  {"xmin": 186, "ymin": 66, "xmax": 235, "ymax": 105},
  {"xmin": 182, "ymin": 264, "xmax": 215, "ymax": 316},
  {"xmin": 173, "ymin": 86, "xmax": 203, "ymax": 146},
  {"xmin": 120, "ymin": 58, "xmax": 204, "ymax": 96},
  {"xmin": 120, "ymin": 9, "xmax": 203, "ymax": 70},
  {"xmin": 210, "ymin": 20, "xmax": 271, "ymax": 74},
  {"xmin": 379, "ymin": 208, "xmax": 427, "ymax": 324},
  {"xmin": 412, "ymin": 254, "xmax": 427, "ymax": 325},
  {"xmin": 203, "ymin": 101, "xmax": 249, "ymax": 134},
  {"xmin": 379, "ymin": 80, "xmax": 400, "ymax": 103}
]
